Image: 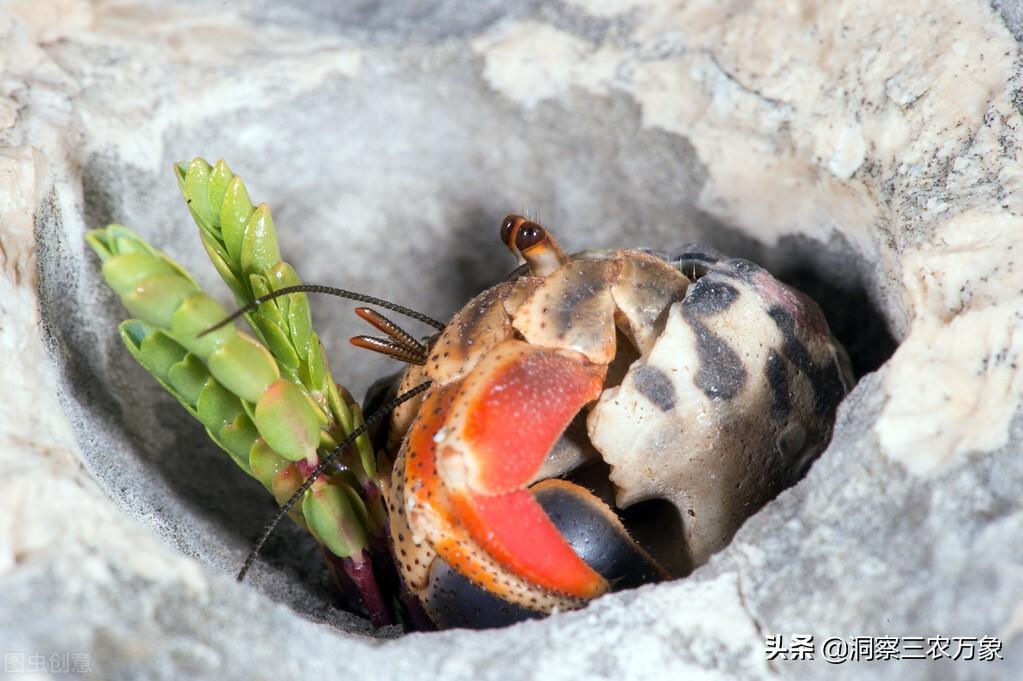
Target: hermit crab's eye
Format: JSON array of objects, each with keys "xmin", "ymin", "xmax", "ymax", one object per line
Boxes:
[
  {"xmin": 515, "ymin": 221, "xmax": 546, "ymax": 253},
  {"xmin": 501, "ymin": 214, "xmax": 526, "ymax": 250},
  {"xmin": 500, "ymin": 214, "xmax": 568, "ymax": 276}
]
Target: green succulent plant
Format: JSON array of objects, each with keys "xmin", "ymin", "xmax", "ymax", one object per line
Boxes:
[{"xmin": 86, "ymin": 159, "xmax": 396, "ymax": 624}]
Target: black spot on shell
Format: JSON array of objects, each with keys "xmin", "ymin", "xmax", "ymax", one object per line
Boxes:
[
  {"xmin": 728, "ymin": 258, "xmax": 763, "ymax": 280},
  {"xmin": 765, "ymin": 350, "xmax": 791, "ymax": 421},
  {"xmin": 680, "ymin": 278, "xmax": 748, "ymax": 400},
  {"xmin": 768, "ymin": 305, "xmax": 846, "ymax": 416},
  {"xmin": 631, "ymin": 365, "xmax": 676, "ymax": 412},
  {"xmin": 681, "ymin": 278, "xmax": 739, "ymax": 317},
  {"xmin": 690, "ymin": 324, "xmax": 747, "ymax": 400}
]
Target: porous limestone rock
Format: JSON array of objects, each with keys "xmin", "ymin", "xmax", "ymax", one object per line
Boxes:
[{"xmin": 2, "ymin": 1, "xmax": 1022, "ymax": 679}]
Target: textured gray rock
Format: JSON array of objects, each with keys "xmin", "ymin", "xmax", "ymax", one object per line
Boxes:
[{"xmin": 2, "ymin": 0, "xmax": 1022, "ymax": 679}]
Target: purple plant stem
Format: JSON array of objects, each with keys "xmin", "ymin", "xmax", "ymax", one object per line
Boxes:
[
  {"xmin": 367, "ymin": 536, "xmax": 435, "ymax": 631},
  {"xmin": 326, "ymin": 550, "xmax": 393, "ymax": 627}
]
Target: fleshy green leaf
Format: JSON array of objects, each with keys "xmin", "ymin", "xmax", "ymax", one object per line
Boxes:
[
  {"xmin": 349, "ymin": 402, "xmax": 376, "ymax": 478},
  {"xmin": 302, "ymin": 483, "xmax": 368, "ymax": 559},
  {"xmin": 85, "ymin": 229, "xmax": 115, "ymax": 260},
  {"xmin": 196, "ymin": 377, "xmax": 245, "ymax": 433},
  {"xmin": 114, "ymin": 235, "xmax": 162, "ymax": 260},
  {"xmin": 220, "ymin": 176, "xmax": 254, "ymax": 264},
  {"xmin": 249, "ymin": 438, "xmax": 288, "ymax": 491},
  {"xmin": 266, "ymin": 262, "xmax": 308, "ymax": 351},
  {"xmin": 207, "ymin": 159, "xmax": 234, "ymax": 216},
  {"xmin": 249, "ymin": 274, "xmax": 286, "ymax": 327},
  {"xmin": 122, "ymin": 273, "xmax": 199, "ymax": 328},
  {"xmin": 200, "ymin": 237, "xmax": 249, "ymax": 303},
  {"xmin": 216, "ymin": 414, "xmax": 260, "ymax": 472},
  {"xmin": 184, "ymin": 158, "xmax": 216, "ymax": 234},
  {"xmin": 170, "ymin": 293, "xmax": 236, "ymax": 358},
  {"xmin": 174, "ymin": 161, "xmax": 190, "ymax": 194},
  {"xmin": 271, "ymin": 463, "xmax": 303, "ymax": 510},
  {"xmin": 90, "ymin": 225, "xmax": 201, "ymax": 288},
  {"xmin": 118, "ymin": 321, "xmax": 197, "ymax": 416},
  {"xmin": 253, "ymin": 379, "xmax": 320, "ymax": 462},
  {"xmin": 252, "ymin": 316, "xmax": 300, "ymax": 369},
  {"xmin": 137, "ymin": 330, "xmax": 188, "ymax": 380},
  {"xmin": 167, "ymin": 354, "xmax": 211, "ymax": 407},
  {"xmin": 240, "ymin": 204, "xmax": 281, "ymax": 278},
  {"xmin": 327, "ymin": 380, "xmax": 354, "ymax": 433},
  {"xmin": 269, "ymin": 262, "xmax": 312, "ymax": 360},
  {"xmin": 339, "ymin": 480, "xmax": 370, "ymax": 533},
  {"xmin": 99, "ymin": 253, "xmax": 177, "ymax": 298},
  {"xmin": 305, "ymin": 334, "xmax": 328, "ymax": 393},
  {"xmin": 206, "ymin": 332, "xmax": 280, "ymax": 403}
]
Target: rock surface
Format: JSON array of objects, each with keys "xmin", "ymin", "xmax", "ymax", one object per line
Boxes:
[{"xmin": 1, "ymin": 0, "xmax": 1022, "ymax": 679}]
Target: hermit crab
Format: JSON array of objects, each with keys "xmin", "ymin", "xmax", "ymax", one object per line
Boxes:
[{"xmin": 87, "ymin": 159, "xmax": 853, "ymax": 631}]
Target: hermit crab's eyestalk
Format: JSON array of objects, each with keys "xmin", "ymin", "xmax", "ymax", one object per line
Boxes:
[{"xmin": 500, "ymin": 214, "xmax": 569, "ymax": 276}]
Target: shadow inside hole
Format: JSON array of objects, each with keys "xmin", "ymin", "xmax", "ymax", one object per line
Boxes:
[
  {"xmin": 767, "ymin": 233, "xmax": 899, "ymax": 379},
  {"xmin": 619, "ymin": 498, "xmax": 690, "ymax": 579},
  {"xmin": 775, "ymin": 265, "xmax": 897, "ymax": 379}
]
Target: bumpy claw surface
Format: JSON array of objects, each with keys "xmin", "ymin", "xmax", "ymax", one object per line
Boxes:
[{"xmin": 512, "ymin": 258, "xmax": 621, "ymax": 364}]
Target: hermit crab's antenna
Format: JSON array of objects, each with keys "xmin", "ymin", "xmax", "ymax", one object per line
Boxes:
[
  {"xmin": 350, "ymin": 336, "xmax": 428, "ymax": 365},
  {"xmin": 350, "ymin": 307, "xmax": 429, "ymax": 365},
  {"xmin": 200, "ymin": 284, "xmax": 445, "ymax": 337},
  {"xmin": 237, "ymin": 379, "xmax": 433, "ymax": 582}
]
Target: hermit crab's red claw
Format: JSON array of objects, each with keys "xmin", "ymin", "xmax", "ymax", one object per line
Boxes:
[
  {"xmin": 394, "ymin": 371, "xmax": 600, "ymax": 614},
  {"xmin": 437, "ymin": 340, "xmax": 609, "ymax": 599},
  {"xmin": 389, "ymin": 336, "xmax": 618, "ymax": 612},
  {"xmin": 438, "ymin": 340, "xmax": 606, "ymax": 494}
]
